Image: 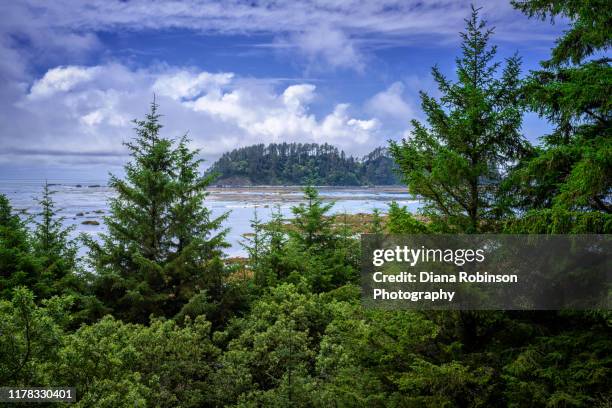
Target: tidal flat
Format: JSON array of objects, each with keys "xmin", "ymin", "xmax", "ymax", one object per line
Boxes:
[{"xmin": 0, "ymin": 181, "xmax": 420, "ymax": 256}]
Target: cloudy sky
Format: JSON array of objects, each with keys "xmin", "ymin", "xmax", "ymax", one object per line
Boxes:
[{"xmin": 0, "ymin": 0, "xmax": 566, "ymax": 180}]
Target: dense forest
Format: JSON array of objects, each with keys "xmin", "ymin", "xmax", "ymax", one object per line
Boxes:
[
  {"xmin": 1, "ymin": 2, "xmax": 611, "ymax": 407},
  {"xmin": 207, "ymin": 143, "xmax": 401, "ymax": 186}
]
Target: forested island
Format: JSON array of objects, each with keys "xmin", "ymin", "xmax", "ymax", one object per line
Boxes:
[
  {"xmin": 1, "ymin": 3, "xmax": 611, "ymax": 407},
  {"xmin": 207, "ymin": 143, "xmax": 401, "ymax": 186}
]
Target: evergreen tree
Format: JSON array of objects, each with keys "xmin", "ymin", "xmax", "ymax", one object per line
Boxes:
[
  {"xmin": 208, "ymin": 142, "xmax": 400, "ymax": 186},
  {"xmin": 87, "ymin": 100, "xmax": 228, "ymax": 323},
  {"xmin": 505, "ymin": 0, "xmax": 611, "ymax": 215},
  {"xmin": 290, "ymin": 186, "xmax": 335, "ymax": 250},
  {"xmin": 260, "ymin": 204, "xmax": 288, "ymax": 284},
  {"xmin": 390, "ymin": 6, "xmax": 526, "ymax": 232},
  {"xmin": 170, "ymin": 136, "xmax": 228, "ymax": 255},
  {"xmin": 369, "ymin": 208, "xmax": 385, "ymax": 234},
  {"xmin": 31, "ymin": 182, "xmax": 79, "ymax": 299},
  {"xmin": 386, "ymin": 202, "xmax": 429, "ymax": 234},
  {"xmin": 241, "ymin": 207, "xmax": 266, "ymax": 284},
  {"xmin": 0, "ymin": 194, "xmax": 39, "ymax": 299}
]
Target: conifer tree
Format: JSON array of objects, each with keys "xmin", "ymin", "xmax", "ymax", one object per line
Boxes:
[
  {"xmin": 390, "ymin": 6, "xmax": 526, "ymax": 232},
  {"xmin": 506, "ymin": 0, "xmax": 611, "ymax": 215},
  {"xmin": 369, "ymin": 208, "xmax": 385, "ymax": 234},
  {"xmin": 0, "ymin": 195, "xmax": 38, "ymax": 299},
  {"xmin": 170, "ymin": 135, "xmax": 228, "ymax": 256},
  {"xmin": 87, "ymin": 100, "xmax": 228, "ymax": 322},
  {"xmin": 241, "ymin": 207, "xmax": 266, "ymax": 284},
  {"xmin": 290, "ymin": 186, "xmax": 335, "ymax": 250},
  {"xmin": 260, "ymin": 204, "xmax": 288, "ymax": 284},
  {"xmin": 31, "ymin": 182, "xmax": 79, "ymax": 299}
]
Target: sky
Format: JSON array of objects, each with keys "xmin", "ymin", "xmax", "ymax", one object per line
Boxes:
[{"xmin": 0, "ymin": 0, "xmax": 568, "ymax": 180}]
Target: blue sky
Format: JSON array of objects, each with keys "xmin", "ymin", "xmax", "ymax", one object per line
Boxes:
[{"xmin": 0, "ymin": 1, "xmax": 567, "ymax": 180}]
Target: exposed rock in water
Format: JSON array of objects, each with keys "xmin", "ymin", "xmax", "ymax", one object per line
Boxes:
[
  {"xmin": 76, "ymin": 212, "xmax": 84, "ymax": 216},
  {"xmin": 93, "ymin": 210, "xmax": 104, "ymax": 214},
  {"xmin": 81, "ymin": 220, "xmax": 100, "ymax": 225}
]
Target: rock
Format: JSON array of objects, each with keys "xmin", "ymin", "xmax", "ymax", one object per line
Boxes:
[
  {"xmin": 76, "ymin": 184, "xmax": 82, "ymax": 187},
  {"xmin": 93, "ymin": 210, "xmax": 104, "ymax": 214},
  {"xmin": 76, "ymin": 212, "xmax": 84, "ymax": 216},
  {"xmin": 81, "ymin": 220, "xmax": 100, "ymax": 225},
  {"xmin": 88, "ymin": 184, "xmax": 101, "ymax": 188}
]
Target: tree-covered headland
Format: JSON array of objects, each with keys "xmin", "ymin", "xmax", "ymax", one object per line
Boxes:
[
  {"xmin": 0, "ymin": 2, "xmax": 610, "ymax": 406},
  {"xmin": 208, "ymin": 143, "xmax": 400, "ymax": 186}
]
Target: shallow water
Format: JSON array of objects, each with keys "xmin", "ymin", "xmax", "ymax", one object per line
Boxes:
[{"xmin": 0, "ymin": 180, "xmax": 421, "ymax": 257}]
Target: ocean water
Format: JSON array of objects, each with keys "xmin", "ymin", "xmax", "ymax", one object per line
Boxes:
[{"xmin": 0, "ymin": 180, "xmax": 421, "ymax": 257}]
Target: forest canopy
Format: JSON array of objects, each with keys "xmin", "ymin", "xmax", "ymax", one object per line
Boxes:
[{"xmin": 207, "ymin": 143, "xmax": 401, "ymax": 186}]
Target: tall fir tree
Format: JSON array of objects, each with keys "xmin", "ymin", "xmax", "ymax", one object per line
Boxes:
[
  {"xmin": 369, "ymin": 208, "xmax": 385, "ymax": 234},
  {"xmin": 31, "ymin": 182, "xmax": 79, "ymax": 299},
  {"xmin": 505, "ymin": 0, "xmax": 611, "ymax": 215},
  {"xmin": 0, "ymin": 195, "xmax": 39, "ymax": 299},
  {"xmin": 241, "ymin": 207, "xmax": 266, "ymax": 284},
  {"xmin": 390, "ymin": 6, "xmax": 526, "ymax": 232},
  {"xmin": 87, "ymin": 100, "xmax": 228, "ymax": 323},
  {"xmin": 290, "ymin": 186, "xmax": 335, "ymax": 250},
  {"xmin": 170, "ymin": 135, "xmax": 228, "ymax": 256}
]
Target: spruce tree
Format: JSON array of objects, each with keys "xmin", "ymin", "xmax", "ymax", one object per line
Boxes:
[
  {"xmin": 241, "ymin": 207, "xmax": 266, "ymax": 284},
  {"xmin": 31, "ymin": 182, "xmax": 79, "ymax": 299},
  {"xmin": 506, "ymin": 0, "xmax": 611, "ymax": 215},
  {"xmin": 170, "ymin": 136, "xmax": 228, "ymax": 256},
  {"xmin": 390, "ymin": 6, "xmax": 526, "ymax": 232},
  {"xmin": 87, "ymin": 100, "xmax": 228, "ymax": 323},
  {"xmin": 0, "ymin": 195, "xmax": 39, "ymax": 299},
  {"xmin": 261, "ymin": 204, "xmax": 288, "ymax": 284},
  {"xmin": 290, "ymin": 186, "xmax": 335, "ymax": 250},
  {"xmin": 369, "ymin": 208, "xmax": 385, "ymax": 234}
]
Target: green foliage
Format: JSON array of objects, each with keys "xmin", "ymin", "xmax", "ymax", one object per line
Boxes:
[
  {"xmin": 53, "ymin": 315, "xmax": 219, "ymax": 407},
  {"xmin": 210, "ymin": 284, "xmax": 330, "ymax": 406},
  {"xmin": 290, "ymin": 186, "xmax": 336, "ymax": 251},
  {"xmin": 369, "ymin": 208, "xmax": 385, "ymax": 233},
  {"xmin": 386, "ymin": 201, "xmax": 429, "ymax": 233},
  {"xmin": 390, "ymin": 6, "xmax": 527, "ymax": 232},
  {"xmin": 504, "ymin": 0, "xmax": 611, "ymax": 215},
  {"xmin": 86, "ymin": 100, "xmax": 229, "ymax": 323},
  {"xmin": 504, "ymin": 208, "xmax": 612, "ymax": 233},
  {"xmin": 511, "ymin": 0, "xmax": 611, "ymax": 66},
  {"xmin": 0, "ymin": 185, "xmax": 86, "ymax": 308},
  {"xmin": 31, "ymin": 182, "xmax": 86, "ymax": 302},
  {"xmin": 502, "ymin": 320, "xmax": 612, "ymax": 407},
  {"xmin": 0, "ymin": 194, "xmax": 39, "ymax": 299},
  {"xmin": 0, "ymin": 287, "xmax": 70, "ymax": 386},
  {"xmin": 208, "ymin": 143, "xmax": 400, "ymax": 186}
]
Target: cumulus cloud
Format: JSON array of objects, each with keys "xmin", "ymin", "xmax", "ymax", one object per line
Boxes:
[
  {"xmin": 0, "ymin": 0, "xmax": 561, "ymax": 172},
  {"xmin": 28, "ymin": 66, "xmax": 100, "ymax": 99},
  {"xmin": 366, "ymin": 82, "xmax": 417, "ymax": 122},
  {"xmin": 1, "ymin": 63, "xmax": 385, "ymax": 166}
]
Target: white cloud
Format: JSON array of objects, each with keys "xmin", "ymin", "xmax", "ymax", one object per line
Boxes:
[
  {"xmin": 285, "ymin": 26, "xmax": 365, "ymax": 71},
  {"xmin": 366, "ymin": 82, "xmax": 417, "ymax": 121},
  {"xmin": 29, "ymin": 66, "xmax": 100, "ymax": 99},
  {"xmin": 1, "ymin": 63, "xmax": 386, "ymax": 165},
  {"xmin": 282, "ymin": 84, "xmax": 316, "ymax": 113},
  {"xmin": 153, "ymin": 71, "xmax": 234, "ymax": 101},
  {"xmin": 0, "ymin": 1, "xmax": 563, "ymax": 74}
]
